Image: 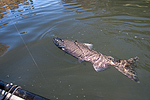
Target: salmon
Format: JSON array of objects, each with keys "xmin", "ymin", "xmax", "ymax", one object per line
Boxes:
[{"xmin": 53, "ymin": 37, "xmax": 140, "ymax": 83}]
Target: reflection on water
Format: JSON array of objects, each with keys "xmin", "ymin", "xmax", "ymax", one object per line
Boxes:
[
  {"xmin": 0, "ymin": 0, "xmax": 34, "ymax": 27},
  {"xmin": 0, "ymin": 43, "xmax": 9, "ymax": 56},
  {"xmin": 61, "ymin": 0, "xmax": 150, "ymax": 72},
  {"xmin": 62, "ymin": 0, "xmax": 150, "ymax": 17},
  {"xmin": 62, "ymin": 0, "xmax": 109, "ymax": 14}
]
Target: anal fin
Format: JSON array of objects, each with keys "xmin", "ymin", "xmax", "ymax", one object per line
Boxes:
[{"xmin": 93, "ymin": 63, "xmax": 110, "ymax": 72}]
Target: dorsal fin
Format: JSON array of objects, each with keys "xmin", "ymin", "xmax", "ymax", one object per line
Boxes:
[{"xmin": 84, "ymin": 43, "xmax": 93, "ymax": 49}]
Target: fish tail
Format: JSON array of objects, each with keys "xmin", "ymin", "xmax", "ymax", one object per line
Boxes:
[{"xmin": 114, "ymin": 56, "xmax": 140, "ymax": 83}]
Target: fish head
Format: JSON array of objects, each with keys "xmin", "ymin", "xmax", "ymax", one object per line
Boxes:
[{"xmin": 53, "ymin": 37, "xmax": 65, "ymax": 50}]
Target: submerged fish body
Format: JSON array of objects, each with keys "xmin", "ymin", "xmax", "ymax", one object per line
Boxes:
[{"xmin": 53, "ymin": 37, "xmax": 140, "ymax": 83}]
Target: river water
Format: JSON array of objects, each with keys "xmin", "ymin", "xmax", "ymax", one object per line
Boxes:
[{"xmin": 0, "ymin": 0, "xmax": 150, "ymax": 100}]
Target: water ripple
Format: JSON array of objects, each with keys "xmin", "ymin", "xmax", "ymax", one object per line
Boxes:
[{"xmin": 0, "ymin": 0, "xmax": 150, "ymax": 99}]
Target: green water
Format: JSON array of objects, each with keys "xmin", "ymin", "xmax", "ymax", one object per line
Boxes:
[{"xmin": 0, "ymin": 0, "xmax": 150, "ymax": 100}]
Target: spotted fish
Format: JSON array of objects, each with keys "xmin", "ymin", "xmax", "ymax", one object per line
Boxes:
[{"xmin": 53, "ymin": 37, "xmax": 140, "ymax": 83}]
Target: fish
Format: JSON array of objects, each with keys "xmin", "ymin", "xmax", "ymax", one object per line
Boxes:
[{"xmin": 53, "ymin": 37, "xmax": 140, "ymax": 83}]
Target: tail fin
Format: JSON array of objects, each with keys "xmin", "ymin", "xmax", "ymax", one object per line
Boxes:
[{"xmin": 114, "ymin": 56, "xmax": 140, "ymax": 83}]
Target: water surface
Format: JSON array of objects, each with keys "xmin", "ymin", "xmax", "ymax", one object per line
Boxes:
[{"xmin": 0, "ymin": 0, "xmax": 150, "ymax": 100}]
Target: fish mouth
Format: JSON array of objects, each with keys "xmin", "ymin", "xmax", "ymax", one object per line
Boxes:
[{"xmin": 53, "ymin": 37, "xmax": 62, "ymax": 46}]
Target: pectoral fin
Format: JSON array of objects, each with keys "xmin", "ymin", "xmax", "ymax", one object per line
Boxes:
[
  {"xmin": 93, "ymin": 63, "xmax": 110, "ymax": 72},
  {"xmin": 78, "ymin": 58, "xmax": 84, "ymax": 63}
]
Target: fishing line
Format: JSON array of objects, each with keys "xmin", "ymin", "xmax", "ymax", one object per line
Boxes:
[
  {"xmin": 3, "ymin": 1, "xmax": 48, "ymax": 87},
  {"xmin": 12, "ymin": 20, "xmax": 47, "ymax": 83}
]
